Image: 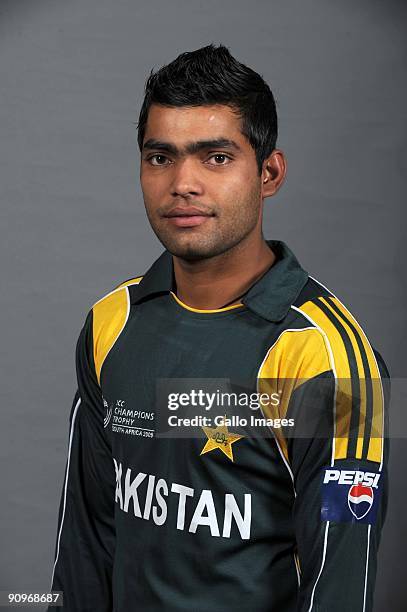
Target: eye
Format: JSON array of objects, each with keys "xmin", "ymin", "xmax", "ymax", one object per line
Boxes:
[
  {"xmin": 207, "ymin": 153, "xmax": 232, "ymax": 165},
  {"xmin": 147, "ymin": 154, "xmax": 171, "ymax": 166}
]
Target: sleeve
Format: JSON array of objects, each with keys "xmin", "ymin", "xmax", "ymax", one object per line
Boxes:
[
  {"xmin": 286, "ymin": 349, "xmax": 390, "ymax": 612},
  {"xmin": 48, "ymin": 309, "xmax": 116, "ymax": 612}
]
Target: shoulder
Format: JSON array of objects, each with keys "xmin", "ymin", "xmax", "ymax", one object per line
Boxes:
[
  {"xmin": 258, "ymin": 277, "xmax": 334, "ymax": 379},
  {"xmin": 92, "ymin": 275, "xmax": 143, "ymax": 307},
  {"xmin": 262, "ymin": 273, "xmax": 387, "ymax": 385},
  {"xmin": 291, "ymin": 274, "xmax": 386, "ymax": 380},
  {"xmin": 91, "ymin": 275, "xmax": 143, "ymax": 319},
  {"xmin": 87, "ymin": 275, "xmax": 143, "ymax": 384},
  {"xmin": 291, "ymin": 275, "xmax": 388, "ymax": 460},
  {"xmin": 263, "ymin": 274, "xmax": 388, "ymax": 464}
]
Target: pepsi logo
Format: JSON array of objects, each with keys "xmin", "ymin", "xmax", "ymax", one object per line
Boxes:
[{"xmin": 347, "ymin": 484, "xmax": 374, "ymax": 520}]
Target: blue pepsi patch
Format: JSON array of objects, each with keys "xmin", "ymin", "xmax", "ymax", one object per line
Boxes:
[{"xmin": 321, "ymin": 467, "xmax": 383, "ymax": 525}]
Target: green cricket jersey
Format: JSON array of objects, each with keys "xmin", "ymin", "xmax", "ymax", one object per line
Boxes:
[{"xmin": 49, "ymin": 240, "xmax": 389, "ymax": 611}]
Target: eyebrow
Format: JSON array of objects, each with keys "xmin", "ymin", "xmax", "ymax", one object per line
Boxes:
[{"xmin": 142, "ymin": 138, "xmax": 242, "ymax": 156}]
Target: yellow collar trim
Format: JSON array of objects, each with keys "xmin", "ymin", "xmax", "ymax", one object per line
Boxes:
[{"xmin": 170, "ymin": 291, "xmax": 244, "ymax": 314}]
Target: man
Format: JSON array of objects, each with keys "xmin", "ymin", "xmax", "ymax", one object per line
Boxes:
[{"xmin": 49, "ymin": 44, "xmax": 389, "ymax": 611}]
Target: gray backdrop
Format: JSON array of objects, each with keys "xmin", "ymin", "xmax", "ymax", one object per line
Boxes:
[{"xmin": 0, "ymin": 0, "xmax": 405, "ymax": 610}]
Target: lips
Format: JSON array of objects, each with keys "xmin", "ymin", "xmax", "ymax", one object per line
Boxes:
[{"xmin": 163, "ymin": 206, "xmax": 214, "ymax": 228}]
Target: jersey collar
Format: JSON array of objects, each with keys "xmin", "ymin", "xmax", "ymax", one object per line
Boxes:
[{"xmin": 130, "ymin": 239, "xmax": 308, "ymax": 323}]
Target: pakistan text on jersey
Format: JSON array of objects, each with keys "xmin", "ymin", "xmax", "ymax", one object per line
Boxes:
[{"xmin": 113, "ymin": 459, "xmax": 251, "ymax": 540}]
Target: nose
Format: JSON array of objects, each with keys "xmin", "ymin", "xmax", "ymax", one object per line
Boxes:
[{"xmin": 169, "ymin": 158, "xmax": 204, "ymax": 198}]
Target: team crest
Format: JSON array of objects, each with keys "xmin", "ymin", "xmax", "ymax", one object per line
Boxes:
[{"xmin": 200, "ymin": 416, "xmax": 244, "ymax": 462}]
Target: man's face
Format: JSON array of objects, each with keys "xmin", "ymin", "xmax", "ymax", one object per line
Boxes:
[{"xmin": 140, "ymin": 103, "xmax": 264, "ymax": 260}]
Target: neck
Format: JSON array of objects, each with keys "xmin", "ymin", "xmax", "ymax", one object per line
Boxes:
[{"xmin": 172, "ymin": 233, "xmax": 276, "ymax": 310}]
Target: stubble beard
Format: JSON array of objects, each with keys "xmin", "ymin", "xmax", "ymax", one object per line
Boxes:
[{"xmin": 145, "ymin": 190, "xmax": 262, "ymax": 262}]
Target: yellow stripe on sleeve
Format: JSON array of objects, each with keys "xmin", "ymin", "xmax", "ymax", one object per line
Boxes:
[
  {"xmin": 298, "ymin": 298, "xmax": 383, "ymax": 463},
  {"xmin": 297, "ymin": 300, "xmax": 354, "ymax": 460},
  {"xmin": 326, "ymin": 297, "xmax": 384, "ymax": 463},
  {"xmin": 92, "ymin": 287, "xmax": 129, "ymax": 385},
  {"xmin": 318, "ymin": 297, "xmax": 368, "ymax": 460},
  {"xmin": 257, "ymin": 327, "xmax": 332, "ymax": 464}
]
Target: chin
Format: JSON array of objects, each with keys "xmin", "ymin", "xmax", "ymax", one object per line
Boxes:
[
  {"xmin": 168, "ymin": 244, "xmax": 216, "ymax": 261},
  {"xmin": 158, "ymin": 233, "xmax": 225, "ymax": 261}
]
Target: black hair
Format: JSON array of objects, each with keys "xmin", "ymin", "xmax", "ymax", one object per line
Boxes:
[{"xmin": 137, "ymin": 44, "xmax": 278, "ymax": 175}]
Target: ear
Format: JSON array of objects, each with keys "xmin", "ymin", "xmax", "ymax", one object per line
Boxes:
[{"xmin": 261, "ymin": 149, "xmax": 287, "ymax": 197}]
